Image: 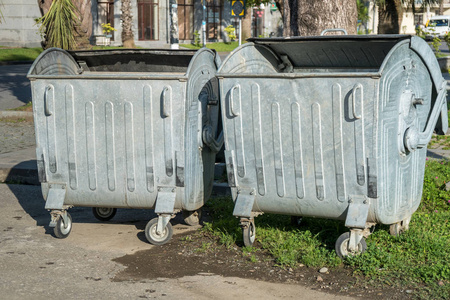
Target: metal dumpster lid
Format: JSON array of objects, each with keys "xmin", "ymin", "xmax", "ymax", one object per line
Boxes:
[
  {"xmin": 67, "ymin": 49, "xmax": 199, "ymax": 73},
  {"xmin": 246, "ymin": 35, "xmax": 412, "ymax": 69}
]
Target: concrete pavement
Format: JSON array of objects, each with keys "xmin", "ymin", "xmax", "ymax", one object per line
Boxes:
[
  {"xmin": 0, "ymin": 184, "xmax": 356, "ymax": 300},
  {"xmin": 0, "ymin": 64, "xmax": 32, "ymax": 110}
]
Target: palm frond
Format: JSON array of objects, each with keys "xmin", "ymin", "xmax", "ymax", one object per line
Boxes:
[{"xmin": 37, "ymin": 0, "xmax": 78, "ymax": 49}]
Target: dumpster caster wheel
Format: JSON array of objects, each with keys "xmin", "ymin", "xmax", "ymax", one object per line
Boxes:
[
  {"xmin": 291, "ymin": 216, "xmax": 303, "ymax": 227},
  {"xmin": 389, "ymin": 217, "xmax": 410, "ymax": 236},
  {"xmin": 182, "ymin": 209, "xmax": 202, "ymax": 226},
  {"xmin": 242, "ymin": 220, "xmax": 256, "ymax": 247},
  {"xmin": 93, "ymin": 207, "xmax": 117, "ymax": 221},
  {"xmin": 335, "ymin": 232, "xmax": 367, "ymax": 258},
  {"xmin": 145, "ymin": 218, "xmax": 173, "ymax": 245},
  {"xmin": 54, "ymin": 212, "xmax": 72, "ymax": 239}
]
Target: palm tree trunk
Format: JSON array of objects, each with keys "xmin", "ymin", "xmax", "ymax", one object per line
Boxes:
[
  {"xmin": 73, "ymin": 0, "xmax": 92, "ymax": 49},
  {"xmin": 121, "ymin": 0, "xmax": 135, "ymax": 48},
  {"xmin": 37, "ymin": 0, "xmax": 53, "ymax": 16},
  {"xmin": 378, "ymin": 0, "xmax": 402, "ymax": 34}
]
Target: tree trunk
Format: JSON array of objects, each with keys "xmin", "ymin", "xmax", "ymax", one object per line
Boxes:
[
  {"xmin": 439, "ymin": 0, "xmax": 444, "ymax": 15},
  {"xmin": 73, "ymin": 0, "xmax": 92, "ymax": 49},
  {"xmin": 241, "ymin": 7, "xmax": 252, "ymax": 40},
  {"xmin": 37, "ymin": 0, "xmax": 53, "ymax": 16},
  {"xmin": 378, "ymin": 0, "xmax": 402, "ymax": 34},
  {"xmin": 121, "ymin": 0, "xmax": 135, "ymax": 48},
  {"xmin": 276, "ymin": 0, "xmax": 357, "ymax": 36}
]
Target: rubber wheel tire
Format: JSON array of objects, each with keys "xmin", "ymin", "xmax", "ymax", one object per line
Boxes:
[
  {"xmin": 242, "ymin": 220, "xmax": 256, "ymax": 247},
  {"xmin": 182, "ymin": 209, "xmax": 202, "ymax": 226},
  {"xmin": 335, "ymin": 232, "xmax": 367, "ymax": 259},
  {"xmin": 290, "ymin": 216, "xmax": 303, "ymax": 226},
  {"xmin": 145, "ymin": 218, "xmax": 173, "ymax": 245},
  {"xmin": 389, "ymin": 218, "xmax": 410, "ymax": 236},
  {"xmin": 93, "ymin": 207, "xmax": 117, "ymax": 221},
  {"xmin": 54, "ymin": 212, "xmax": 72, "ymax": 239}
]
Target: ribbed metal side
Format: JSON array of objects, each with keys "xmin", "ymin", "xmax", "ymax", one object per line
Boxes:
[
  {"xmin": 34, "ymin": 79, "xmax": 186, "ymax": 208},
  {"xmin": 222, "ymin": 77, "xmax": 373, "ymax": 218}
]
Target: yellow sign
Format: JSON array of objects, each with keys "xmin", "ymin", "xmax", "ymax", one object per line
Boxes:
[{"xmin": 231, "ymin": 0, "xmax": 245, "ymax": 17}]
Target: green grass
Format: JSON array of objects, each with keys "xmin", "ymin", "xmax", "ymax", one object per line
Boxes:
[
  {"xmin": 7, "ymin": 101, "xmax": 32, "ymax": 112},
  {"xmin": 428, "ymin": 104, "xmax": 450, "ymax": 149},
  {"xmin": 421, "ymin": 159, "xmax": 450, "ymax": 212},
  {"xmin": 180, "ymin": 41, "xmax": 240, "ymax": 52},
  {"xmin": 204, "ymin": 159, "xmax": 450, "ymax": 298},
  {"xmin": 429, "ymin": 134, "xmax": 450, "ymax": 149},
  {"xmin": 0, "ymin": 47, "xmax": 43, "ymax": 62},
  {"xmin": 347, "ymin": 211, "xmax": 450, "ymax": 298},
  {"xmin": 204, "ymin": 197, "xmax": 343, "ymax": 268}
]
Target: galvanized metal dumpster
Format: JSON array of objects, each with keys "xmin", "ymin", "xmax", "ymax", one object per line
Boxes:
[
  {"xmin": 28, "ymin": 48, "xmax": 222, "ymax": 245},
  {"xmin": 217, "ymin": 35, "xmax": 448, "ymax": 257}
]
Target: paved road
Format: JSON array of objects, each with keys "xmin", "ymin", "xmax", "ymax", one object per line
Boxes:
[
  {"xmin": 0, "ymin": 64, "xmax": 32, "ymax": 110},
  {"xmin": 0, "ymin": 184, "xmax": 354, "ymax": 300}
]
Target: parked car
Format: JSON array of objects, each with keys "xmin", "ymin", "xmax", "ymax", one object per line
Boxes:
[{"xmin": 424, "ymin": 15, "xmax": 450, "ymax": 40}]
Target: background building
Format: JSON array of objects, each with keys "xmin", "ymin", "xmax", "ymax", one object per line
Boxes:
[
  {"xmin": 0, "ymin": 0, "xmax": 278, "ymax": 48},
  {"xmin": 363, "ymin": 0, "xmax": 450, "ymax": 35},
  {"xmin": 93, "ymin": 0, "xmax": 283, "ymax": 47},
  {"xmin": 0, "ymin": 0, "xmax": 42, "ymax": 47}
]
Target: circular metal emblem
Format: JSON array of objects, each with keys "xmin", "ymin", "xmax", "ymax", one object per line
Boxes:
[{"xmin": 232, "ymin": 1, "xmax": 244, "ymax": 16}]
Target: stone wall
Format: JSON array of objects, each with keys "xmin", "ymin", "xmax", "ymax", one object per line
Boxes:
[{"xmin": 0, "ymin": 0, "xmax": 42, "ymax": 47}]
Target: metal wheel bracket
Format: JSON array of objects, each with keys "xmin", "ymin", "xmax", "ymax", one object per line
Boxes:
[
  {"xmin": 401, "ymin": 217, "xmax": 411, "ymax": 231},
  {"xmin": 239, "ymin": 217, "xmax": 251, "ymax": 228},
  {"xmin": 44, "ymin": 184, "xmax": 66, "ymax": 210},
  {"xmin": 232, "ymin": 188, "xmax": 256, "ymax": 218},
  {"xmin": 390, "ymin": 216, "xmax": 411, "ymax": 236},
  {"xmin": 348, "ymin": 229, "xmax": 364, "ymax": 252},
  {"xmin": 155, "ymin": 187, "xmax": 177, "ymax": 214},
  {"xmin": 345, "ymin": 195, "xmax": 370, "ymax": 229},
  {"xmin": 49, "ymin": 210, "xmax": 61, "ymax": 228},
  {"xmin": 363, "ymin": 222, "xmax": 376, "ymax": 238},
  {"xmin": 49, "ymin": 209, "xmax": 68, "ymax": 228},
  {"xmin": 156, "ymin": 214, "xmax": 171, "ymax": 235}
]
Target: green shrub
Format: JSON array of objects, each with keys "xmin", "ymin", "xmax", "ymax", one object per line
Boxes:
[
  {"xmin": 193, "ymin": 30, "xmax": 201, "ymax": 47},
  {"xmin": 224, "ymin": 25, "xmax": 236, "ymax": 44}
]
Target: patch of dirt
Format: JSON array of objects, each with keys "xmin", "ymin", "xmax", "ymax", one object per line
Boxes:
[{"xmin": 113, "ymin": 231, "xmax": 413, "ymax": 299}]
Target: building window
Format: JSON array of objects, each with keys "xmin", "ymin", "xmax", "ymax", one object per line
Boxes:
[
  {"xmin": 138, "ymin": 0, "xmax": 159, "ymax": 40},
  {"xmin": 98, "ymin": 0, "xmax": 115, "ymax": 40},
  {"xmin": 414, "ymin": 13, "xmax": 424, "ymax": 26},
  {"xmin": 206, "ymin": 0, "xmax": 221, "ymax": 40},
  {"xmin": 178, "ymin": 0, "xmax": 194, "ymax": 40}
]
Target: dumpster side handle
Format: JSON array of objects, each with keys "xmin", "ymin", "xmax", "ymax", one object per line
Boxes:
[
  {"xmin": 352, "ymin": 84, "xmax": 363, "ymax": 119},
  {"xmin": 162, "ymin": 86, "xmax": 172, "ymax": 118},
  {"xmin": 230, "ymin": 84, "xmax": 240, "ymax": 117},
  {"xmin": 320, "ymin": 28, "xmax": 348, "ymax": 36},
  {"xmin": 44, "ymin": 85, "xmax": 53, "ymax": 116},
  {"xmin": 203, "ymin": 128, "xmax": 224, "ymax": 153},
  {"xmin": 200, "ymin": 90, "xmax": 224, "ymax": 153}
]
